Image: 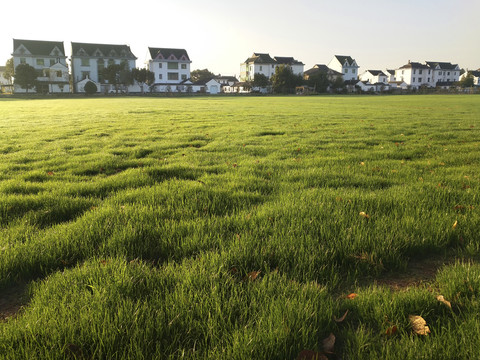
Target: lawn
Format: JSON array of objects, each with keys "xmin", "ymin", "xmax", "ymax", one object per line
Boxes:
[{"xmin": 0, "ymin": 95, "xmax": 479, "ymax": 359}]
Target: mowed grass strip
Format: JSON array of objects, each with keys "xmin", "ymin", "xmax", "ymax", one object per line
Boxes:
[{"xmin": 0, "ymin": 95, "xmax": 479, "ymax": 359}]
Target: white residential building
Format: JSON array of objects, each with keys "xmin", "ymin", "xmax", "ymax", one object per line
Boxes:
[
  {"xmin": 359, "ymin": 70, "xmax": 388, "ymax": 84},
  {"xmin": 147, "ymin": 48, "xmax": 192, "ymax": 92},
  {"xmin": 327, "ymin": 55, "xmax": 359, "ymax": 81},
  {"xmin": 239, "ymin": 53, "xmax": 304, "ymax": 82},
  {"xmin": 12, "ymin": 39, "xmax": 70, "ymax": 93},
  {"xmin": 71, "ymin": 42, "xmax": 137, "ymax": 93},
  {"xmin": 0, "ymin": 66, "xmax": 13, "ymax": 93},
  {"xmin": 425, "ymin": 61, "xmax": 460, "ymax": 85},
  {"xmin": 395, "ymin": 61, "xmax": 433, "ymax": 89}
]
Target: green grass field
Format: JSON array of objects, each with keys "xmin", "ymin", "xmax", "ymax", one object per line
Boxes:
[{"xmin": 0, "ymin": 95, "xmax": 479, "ymax": 359}]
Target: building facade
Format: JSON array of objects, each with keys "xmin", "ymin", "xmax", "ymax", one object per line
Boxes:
[
  {"xmin": 12, "ymin": 39, "xmax": 70, "ymax": 93},
  {"xmin": 359, "ymin": 70, "xmax": 388, "ymax": 84},
  {"xmin": 239, "ymin": 53, "xmax": 304, "ymax": 82},
  {"xmin": 147, "ymin": 48, "xmax": 191, "ymax": 92},
  {"xmin": 71, "ymin": 42, "xmax": 137, "ymax": 93},
  {"xmin": 327, "ymin": 55, "xmax": 359, "ymax": 81}
]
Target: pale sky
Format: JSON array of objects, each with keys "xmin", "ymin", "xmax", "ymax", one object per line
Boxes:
[{"xmin": 2, "ymin": 0, "xmax": 480, "ymax": 76}]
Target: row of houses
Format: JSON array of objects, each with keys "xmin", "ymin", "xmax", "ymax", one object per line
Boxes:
[{"xmin": 1, "ymin": 38, "xmax": 479, "ymax": 94}]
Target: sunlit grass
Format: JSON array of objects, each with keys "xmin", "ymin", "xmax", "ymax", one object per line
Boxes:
[{"xmin": 0, "ymin": 95, "xmax": 479, "ymax": 359}]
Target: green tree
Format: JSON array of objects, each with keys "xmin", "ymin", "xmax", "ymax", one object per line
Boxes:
[
  {"xmin": 307, "ymin": 72, "xmax": 329, "ymax": 93},
  {"xmin": 252, "ymin": 73, "xmax": 270, "ymax": 88},
  {"xmin": 102, "ymin": 63, "xmax": 132, "ymax": 93},
  {"xmin": 270, "ymin": 65, "xmax": 303, "ymax": 94},
  {"xmin": 330, "ymin": 76, "xmax": 345, "ymax": 92},
  {"xmin": 190, "ymin": 69, "xmax": 215, "ymax": 83},
  {"xmin": 83, "ymin": 81, "xmax": 98, "ymax": 95},
  {"xmin": 14, "ymin": 64, "xmax": 38, "ymax": 93},
  {"xmin": 459, "ymin": 72, "xmax": 474, "ymax": 88},
  {"xmin": 132, "ymin": 68, "xmax": 155, "ymax": 93},
  {"xmin": 4, "ymin": 58, "xmax": 14, "ymax": 84}
]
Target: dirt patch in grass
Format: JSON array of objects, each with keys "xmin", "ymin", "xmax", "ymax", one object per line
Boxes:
[
  {"xmin": 0, "ymin": 284, "xmax": 28, "ymax": 321},
  {"xmin": 374, "ymin": 255, "xmax": 471, "ymax": 290}
]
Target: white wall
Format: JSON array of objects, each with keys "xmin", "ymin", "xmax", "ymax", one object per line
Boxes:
[{"xmin": 149, "ymin": 59, "xmax": 191, "ymax": 84}]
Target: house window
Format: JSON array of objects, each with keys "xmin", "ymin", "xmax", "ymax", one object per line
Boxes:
[
  {"xmin": 56, "ymin": 71, "xmax": 62, "ymax": 77},
  {"xmin": 81, "ymin": 71, "xmax": 90, "ymax": 80},
  {"xmin": 413, "ymin": 70, "xmax": 416, "ymax": 74},
  {"xmin": 439, "ymin": 71, "xmax": 442, "ymax": 75},
  {"xmin": 159, "ymin": 63, "xmax": 162, "ymax": 68},
  {"xmin": 428, "ymin": 70, "xmax": 431, "ymax": 74},
  {"xmin": 260, "ymin": 66, "xmax": 263, "ymax": 71},
  {"xmin": 168, "ymin": 72, "xmax": 179, "ymax": 80},
  {"xmin": 167, "ymin": 62, "xmax": 178, "ymax": 70},
  {"xmin": 36, "ymin": 59, "xmax": 44, "ymax": 66},
  {"xmin": 159, "ymin": 74, "xmax": 162, "ymax": 80},
  {"xmin": 413, "ymin": 77, "xmax": 416, "ymax": 82},
  {"xmin": 81, "ymin": 58, "xmax": 90, "ymax": 66},
  {"xmin": 181, "ymin": 74, "xmax": 187, "ymax": 80},
  {"xmin": 181, "ymin": 64, "xmax": 187, "ymax": 69},
  {"xmin": 20, "ymin": 58, "xmax": 26, "ymax": 64},
  {"xmin": 419, "ymin": 70, "xmax": 423, "ymax": 74},
  {"xmin": 428, "ymin": 78, "xmax": 430, "ymax": 82},
  {"xmin": 447, "ymin": 72, "xmax": 450, "ymax": 75},
  {"xmin": 272, "ymin": 65, "xmax": 274, "ymax": 68},
  {"xmin": 344, "ymin": 69, "xmax": 348, "ymax": 73}
]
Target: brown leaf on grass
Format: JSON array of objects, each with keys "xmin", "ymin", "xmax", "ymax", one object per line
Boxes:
[
  {"xmin": 359, "ymin": 211, "xmax": 370, "ymax": 219},
  {"xmin": 409, "ymin": 315, "xmax": 430, "ymax": 335},
  {"xmin": 244, "ymin": 271, "xmax": 261, "ymax": 282},
  {"xmin": 334, "ymin": 310, "xmax": 349, "ymax": 323},
  {"xmin": 322, "ymin": 333, "xmax": 335, "ymax": 353},
  {"xmin": 360, "ymin": 161, "xmax": 365, "ymax": 166},
  {"xmin": 436, "ymin": 295, "xmax": 452, "ymax": 309},
  {"xmin": 385, "ymin": 325, "xmax": 398, "ymax": 336},
  {"xmin": 346, "ymin": 293, "xmax": 358, "ymax": 300},
  {"xmin": 47, "ymin": 171, "xmax": 54, "ymax": 176},
  {"xmin": 452, "ymin": 220, "xmax": 458, "ymax": 229},
  {"xmin": 296, "ymin": 350, "xmax": 327, "ymax": 360}
]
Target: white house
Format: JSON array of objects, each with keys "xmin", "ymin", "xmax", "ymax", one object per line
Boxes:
[
  {"xmin": 327, "ymin": 55, "xmax": 359, "ymax": 81},
  {"xmin": 12, "ymin": 39, "xmax": 70, "ymax": 93},
  {"xmin": 459, "ymin": 70, "xmax": 480, "ymax": 86},
  {"xmin": 425, "ymin": 61, "xmax": 460, "ymax": 85},
  {"xmin": 239, "ymin": 53, "xmax": 304, "ymax": 82},
  {"xmin": 359, "ymin": 70, "xmax": 388, "ymax": 84},
  {"xmin": 192, "ymin": 78, "xmax": 222, "ymax": 94},
  {"xmin": 385, "ymin": 70, "xmax": 396, "ymax": 82},
  {"xmin": 395, "ymin": 61, "xmax": 433, "ymax": 89},
  {"xmin": 214, "ymin": 76, "xmax": 238, "ymax": 86},
  {"xmin": 71, "ymin": 42, "xmax": 137, "ymax": 93},
  {"xmin": 147, "ymin": 48, "xmax": 191, "ymax": 93}
]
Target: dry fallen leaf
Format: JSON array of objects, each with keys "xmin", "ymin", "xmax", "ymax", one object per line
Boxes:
[
  {"xmin": 359, "ymin": 211, "xmax": 370, "ymax": 219},
  {"xmin": 334, "ymin": 310, "xmax": 349, "ymax": 323},
  {"xmin": 436, "ymin": 295, "xmax": 452, "ymax": 309},
  {"xmin": 409, "ymin": 315, "xmax": 430, "ymax": 336},
  {"xmin": 452, "ymin": 220, "xmax": 458, "ymax": 229},
  {"xmin": 385, "ymin": 325, "xmax": 398, "ymax": 336},
  {"xmin": 346, "ymin": 293, "xmax": 358, "ymax": 300},
  {"xmin": 322, "ymin": 333, "xmax": 335, "ymax": 353},
  {"xmin": 296, "ymin": 350, "xmax": 327, "ymax": 360},
  {"xmin": 244, "ymin": 271, "xmax": 261, "ymax": 282}
]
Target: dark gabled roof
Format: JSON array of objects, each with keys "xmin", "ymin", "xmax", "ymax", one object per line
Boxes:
[
  {"xmin": 244, "ymin": 53, "xmax": 276, "ymax": 64},
  {"xmin": 386, "ymin": 69, "xmax": 395, "ymax": 75},
  {"xmin": 13, "ymin": 39, "xmax": 65, "ymax": 57},
  {"xmin": 72, "ymin": 42, "xmax": 137, "ymax": 59},
  {"xmin": 425, "ymin": 61, "xmax": 458, "ymax": 70},
  {"xmin": 274, "ymin": 56, "xmax": 304, "ymax": 66},
  {"xmin": 304, "ymin": 65, "xmax": 342, "ymax": 77},
  {"xmin": 149, "ymin": 48, "xmax": 190, "ymax": 61},
  {"xmin": 334, "ymin": 55, "xmax": 357, "ymax": 66},
  {"xmin": 469, "ymin": 70, "xmax": 480, "ymax": 77},
  {"xmin": 398, "ymin": 61, "xmax": 430, "ymax": 70},
  {"xmin": 366, "ymin": 70, "xmax": 387, "ymax": 76}
]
